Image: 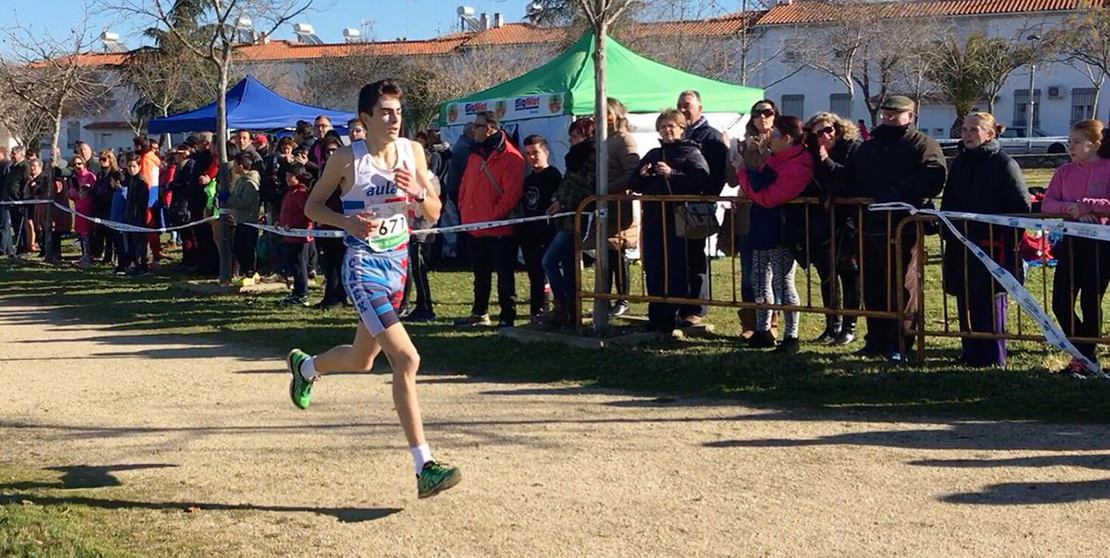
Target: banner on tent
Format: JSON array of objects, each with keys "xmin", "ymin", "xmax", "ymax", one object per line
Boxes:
[{"xmin": 445, "ymin": 92, "xmax": 567, "ymax": 124}]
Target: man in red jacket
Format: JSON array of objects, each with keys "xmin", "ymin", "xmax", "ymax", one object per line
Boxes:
[{"xmin": 455, "ymin": 111, "xmax": 524, "ymax": 327}]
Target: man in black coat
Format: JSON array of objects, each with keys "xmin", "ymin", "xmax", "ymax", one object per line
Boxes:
[
  {"xmin": 842, "ymin": 96, "xmax": 947, "ymax": 360},
  {"xmin": 677, "ymin": 90, "xmax": 729, "ymax": 326},
  {"xmin": 3, "ymin": 147, "xmax": 27, "ymax": 255}
]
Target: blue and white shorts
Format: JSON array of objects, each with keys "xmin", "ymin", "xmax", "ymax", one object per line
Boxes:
[{"xmin": 342, "ymin": 243, "xmax": 409, "ymax": 336}]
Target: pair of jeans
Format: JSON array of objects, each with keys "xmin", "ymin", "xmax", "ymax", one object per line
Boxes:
[
  {"xmin": 860, "ymin": 232, "xmax": 915, "ymax": 355},
  {"xmin": 0, "ymin": 206, "xmax": 12, "ymax": 256},
  {"xmin": 602, "ymin": 248, "xmax": 630, "ymax": 301},
  {"xmin": 956, "ymin": 290, "xmax": 1009, "ymax": 367},
  {"xmin": 402, "ymin": 242, "xmax": 434, "ymax": 314},
  {"xmin": 283, "ymin": 242, "xmax": 309, "ymax": 298},
  {"xmin": 809, "ymin": 247, "xmax": 860, "ymax": 331},
  {"xmin": 641, "ymin": 205, "xmax": 687, "ymax": 331},
  {"xmin": 682, "ymin": 238, "xmax": 709, "ymax": 318},
  {"xmin": 1052, "ymin": 236, "xmax": 1110, "ymax": 361},
  {"xmin": 542, "ymin": 230, "xmax": 577, "ymax": 308},
  {"xmin": 469, "ymin": 235, "xmax": 517, "ymax": 321},
  {"xmin": 113, "ymin": 230, "xmax": 131, "ymax": 270},
  {"xmin": 518, "ymin": 225, "xmax": 553, "ymax": 315},
  {"xmin": 752, "ymin": 247, "xmax": 800, "ymax": 338},
  {"xmin": 129, "ymin": 231, "xmax": 149, "ymax": 270},
  {"xmin": 317, "ymin": 237, "xmax": 346, "ymax": 305},
  {"xmin": 232, "ymin": 224, "xmax": 258, "ymax": 276}
]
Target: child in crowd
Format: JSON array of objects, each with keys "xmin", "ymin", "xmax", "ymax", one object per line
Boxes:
[
  {"xmin": 278, "ymin": 163, "xmax": 314, "ymax": 305},
  {"xmin": 108, "ymin": 171, "xmax": 131, "ymax": 274},
  {"xmin": 123, "ymin": 153, "xmax": 150, "ymax": 276}
]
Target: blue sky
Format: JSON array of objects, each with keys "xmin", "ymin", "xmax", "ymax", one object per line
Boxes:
[{"xmin": 1, "ymin": 0, "xmax": 533, "ymax": 52}]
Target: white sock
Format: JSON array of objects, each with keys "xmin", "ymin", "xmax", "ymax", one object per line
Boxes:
[
  {"xmin": 299, "ymin": 357, "xmax": 318, "ymax": 381},
  {"xmin": 411, "ymin": 444, "xmax": 433, "ymax": 475}
]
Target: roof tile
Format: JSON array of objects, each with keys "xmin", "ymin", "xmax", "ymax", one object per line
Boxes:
[{"xmin": 756, "ymin": 0, "xmax": 1100, "ymax": 25}]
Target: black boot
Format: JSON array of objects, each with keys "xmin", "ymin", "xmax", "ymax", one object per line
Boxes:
[
  {"xmin": 811, "ymin": 316, "xmax": 839, "ymax": 344},
  {"xmin": 609, "ymin": 300, "xmax": 630, "ymax": 317},
  {"xmin": 832, "ymin": 323, "xmax": 856, "ymax": 346},
  {"xmin": 748, "ymin": 330, "xmax": 777, "ymax": 348},
  {"xmin": 773, "ymin": 337, "xmax": 800, "ymax": 354}
]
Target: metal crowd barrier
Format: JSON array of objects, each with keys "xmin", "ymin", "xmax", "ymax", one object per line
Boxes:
[
  {"xmin": 894, "ymin": 213, "xmax": 1110, "ymax": 364},
  {"xmin": 571, "ymin": 195, "xmax": 896, "ymax": 329},
  {"xmin": 572, "ymin": 194, "xmax": 1110, "ymax": 365}
]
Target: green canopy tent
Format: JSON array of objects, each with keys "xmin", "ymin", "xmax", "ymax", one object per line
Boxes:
[{"xmin": 439, "ymin": 30, "xmax": 764, "ymax": 170}]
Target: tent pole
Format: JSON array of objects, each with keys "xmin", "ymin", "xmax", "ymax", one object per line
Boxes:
[{"xmin": 592, "ymin": 8, "xmax": 610, "ymax": 334}]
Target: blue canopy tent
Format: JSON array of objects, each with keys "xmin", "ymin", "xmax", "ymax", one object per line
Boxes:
[{"xmin": 148, "ymin": 75, "xmax": 355, "ymax": 134}]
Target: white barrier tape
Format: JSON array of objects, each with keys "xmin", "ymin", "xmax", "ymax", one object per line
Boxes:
[
  {"xmin": 52, "ymin": 202, "xmax": 219, "ymax": 234},
  {"xmin": 869, "ymin": 202, "xmax": 1107, "ymax": 377},
  {"xmin": 0, "ymin": 199, "xmax": 53, "ymax": 206},
  {"xmin": 241, "ymin": 211, "xmax": 582, "ymax": 239},
  {"xmin": 936, "ymin": 209, "xmax": 1110, "ymax": 242},
  {"xmin": 244, "ymin": 222, "xmax": 342, "ymax": 238},
  {"xmin": 414, "ymin": 211, "xmax": 578, "ymax": 235}
]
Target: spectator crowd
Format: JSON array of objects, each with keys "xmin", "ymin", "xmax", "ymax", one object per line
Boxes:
[{"xmin": 2, "ymin": 87, "xmax": 1110, "ymax": 377}]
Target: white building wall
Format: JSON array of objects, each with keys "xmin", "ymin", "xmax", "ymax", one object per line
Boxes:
[{"xmin": 750, "ymin": 11, "xmax": 1102, "ymax": 138}]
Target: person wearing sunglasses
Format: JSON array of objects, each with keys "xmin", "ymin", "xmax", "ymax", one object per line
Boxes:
[
  {"xmin": 737, "ymin": 116, "xmax": 815, "ymax": 353},
  {"xmin": 67, "ymin": 155, "xmax": 98, "ymax": 268},
  {"xmin": 91, "ymin": 150, "xmax": 118, "ymax": 264},
  {"xmin": 74, "ymin": 141, "xmax": 99, "ymax": 175},
  {"xmin": 795, "ymin": 112, "xmax": 863, "ymax": 346},
  {"xmin": 731, "ymin": 99, "xmax": 778, "ymax": 342}
]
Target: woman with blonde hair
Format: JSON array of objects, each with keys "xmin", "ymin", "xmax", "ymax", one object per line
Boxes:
[
  {"xmin": 92, "ymin": 149, "xmax": 118, "ymax": 263},
  {"xmin": 940, "ymin": 112, "xmax": 1029, "ymax": 368},
  {"xmin": 602, "ymin": 96, "xmax": 640, "ymax": 317},
  {"xmin": 793, "ymin": 111, "xmax": 862, "ymax": 345}
]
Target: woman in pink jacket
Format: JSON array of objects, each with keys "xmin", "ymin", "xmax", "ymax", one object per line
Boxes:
[
  {"xmin": 1043, "ymin": 119, "xmax": 1110, "ymax": 375},
  {"xmin": 737, "ymin": 115, "xmax": 815, "ymax": 353},
  {"xmin": 68, "ymin": 155, "xmax": 98, "ymax": 267}
]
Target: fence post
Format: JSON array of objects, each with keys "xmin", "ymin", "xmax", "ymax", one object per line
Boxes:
[{"xmin": 916, "ymin": 221, "xmax": 927, "ymax": 364}]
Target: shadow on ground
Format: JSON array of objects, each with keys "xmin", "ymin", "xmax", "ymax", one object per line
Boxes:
[{"xmin": 0, "ymin": 493, "xmax": 401, "ymax": 523}]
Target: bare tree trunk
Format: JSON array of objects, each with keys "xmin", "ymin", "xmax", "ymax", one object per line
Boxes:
[
  {"xmin": 593, "ymin": 14, "xmax": 610, "ymax": 333},
  {"xmin": 49, "ymin": 110, "xmax": 63, "ymax": 166},
  {"xmin": 216, "ymin": 58, "xmax": 233, "ymax": 285}
]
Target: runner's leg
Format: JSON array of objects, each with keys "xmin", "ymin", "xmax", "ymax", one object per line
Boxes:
[{"xmin": 311, "ymin": 319, "xmax": 382, "ymax": 374}]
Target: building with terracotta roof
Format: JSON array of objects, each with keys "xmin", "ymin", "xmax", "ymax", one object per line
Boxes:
[
  {"xmin": 749, "ymin": 0, "xmax": 1106, "ymax": 138},
  {"xmin": 8, "ymin": 0, "xmax": 1108, "ymax": 152}
]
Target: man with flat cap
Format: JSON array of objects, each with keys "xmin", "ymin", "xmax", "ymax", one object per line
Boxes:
[{"xmin": 838, "ymin": 95, "xmax": 946, "ymax": 362}]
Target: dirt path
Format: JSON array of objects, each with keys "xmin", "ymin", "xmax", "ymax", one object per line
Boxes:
[{"xmin": 3, "ymin": 300, "xmax": 1110, "ymax": 557}]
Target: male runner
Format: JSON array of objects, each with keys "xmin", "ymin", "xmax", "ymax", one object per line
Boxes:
[{"xmin": 286, "ymin": 79, "xmax": 461, "ymax": 499}]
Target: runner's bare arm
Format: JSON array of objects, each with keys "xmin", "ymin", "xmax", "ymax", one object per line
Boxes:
[
  {"xmin": 398, "ymin": 146, "xmax": 442, "ymax": 223},
  {"xmin": 305, "ymin": 145, "xmax": 377, "ymax": 238}
]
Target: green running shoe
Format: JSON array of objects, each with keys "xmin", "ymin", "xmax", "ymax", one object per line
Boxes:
[
  {"xmin": 287, "ymin": 349, "xmax": 313, "ymax": 409},
  {"xmin": 417, "ymin": 461, "xmax": 461, "ymax": 499}
]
